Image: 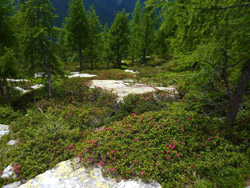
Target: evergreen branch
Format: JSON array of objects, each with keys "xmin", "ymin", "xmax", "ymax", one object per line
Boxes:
[{"xmin": 197, "ymin": 3, "xmax": 250, "ymax": 10}]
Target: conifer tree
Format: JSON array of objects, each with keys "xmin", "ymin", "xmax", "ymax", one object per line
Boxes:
[
  {"xmin": 100, "ymin": 23, "xmax": 113, "ymax": 66},
  {"xmin": 64, "ymin": 0, "xmax": 89, "ymax": 71},
  {"xmin": 110, "ymin": 9, "xmax": 129, "ymax": 68},
  {"xmin": 86, "ymin": 5, "xmax": 102, "ymax": 69},
  {"xmin": 129, "ymin": 0, "xmax": 143, "ymax": 63},
  {"xmin": 141, "ymin": 1, "xmax": 157, "ymax": 64},
  {"xmin": 0, "ymin": 0, "xmax": 16, "ymax": 99},
  {"xmin": 18, "ymin": 0, "xmax": 62, "ymax": 98}
]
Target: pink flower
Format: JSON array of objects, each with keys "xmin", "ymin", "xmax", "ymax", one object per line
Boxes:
[
  {"xmin": 176, "ymin": 153, "xmax": 180, "ymax": 157},
  {"xmin": 182, "ymin": 129, "xmax": 185, "ymax": 132},
  {"xmin": 178, "ymin": 141, "xmax": 181, "ymax": 144},
  {"xmin": 190, "ymin": 164, "xmax": 194, "ymax": 168},
  {"xmin": 145, "ymin": 97, "xmax": 150, "ymax": 101},
  {"xmin": 41, "ymin": 137, "xmax": 45, "ymax": 140},
  {"xmin": 107, "ymin": 152, "xmax": 110, "ymax": 156},
  {"xmin": 167, "ymin": 156, "xmax": 170, "ymax": 160},
  {"xmin": 208, "ymin": 137, "xmax": 211, "ymax": 140},
  {"xmin": 78, "ymin": 154, "xmax": 82, "ymax": 157},
  {"xmin": 214, "ymin": 136, "xmax": 217, "ymax": 139},
  {"xmin": 168, "ymin": 144, "xmax": 172, "ymax": 149},
  {"xmin": 141, "ymin": 171, "xmax": 145, "ymax": 175},
  {"xmin": 197, "ymin": 154, "xmax": 200, "ymax": 157},
  {"xmin": 111, "ymin": 167, "xmax": 115, "ymax": 172},
  {"xmin": 100, "ymin": 161, "xmax": 104, "ymax": 166},
  {"xmin": 116, "ymin": 178, "xmax": 120, "ymax": 182}
]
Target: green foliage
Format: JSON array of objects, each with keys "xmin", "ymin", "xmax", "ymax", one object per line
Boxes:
[
  {"xmin": 129, "ymin": 0, "xmax": 143, "ymax": 61},
  {"xmin": 75, "ymin": 109, "xmax": 250, "ymax": 187},
  {"xmin": 64, "ymin": 0, "xmax": 88, "ymax": 70},
  {"xmin": 85, "ymin": 5, "xmax": 102, "ymax": 69},
  {"xmin": 8, "ymin": 130, "xmax": 85, "ymax": 180},
  {"xmin": 0, "ymin": 0, "xmax": 15, "ymax": 49},
  {"xmin": 110, "ymin": 9, "xmax": 129, "ymax": 68},
  {"xmin": 113, "ymin": 92, "xmax": 176, "ymax": 121},
  {"xmin": 0, "ymin": 106, "xmax": 21, "ymax": 125}
]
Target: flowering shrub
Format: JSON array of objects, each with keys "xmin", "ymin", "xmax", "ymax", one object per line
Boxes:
[
  {"xmin": 6, "ymin": 130, "xmax": 86, "ymax": 180},
  {"xmin": 112, "ymin": 92, "xmax": 176, "ymax": 121},
  {"xmin": 75, "ymin": 110, "xmax": 250, "ymax": 187}
]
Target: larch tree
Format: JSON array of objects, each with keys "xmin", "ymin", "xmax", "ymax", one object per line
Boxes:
[
  {"xmin": 0, "ymin": 0, "xmax": 17, "ymax": 100},
  {"xmin": 110, "ymin": 9, "xmax": 129, "ymax": 69},
  {"xmin": 100, "ymin": 23, "xmax": 113, "ymax": 66},
  {"xmin": 18, "ymin": 0, "xmax": 62, "ymax": 98},
  {"xmin": 141, "ymin": 0, "xmax": 157, "ymax": 64},
  {"xmin": 86, "ymin": 5, "xmax": 102, "ymax": 69},
  {"xmin": 64, "ymin": 0, "xmax": 89, "ymax": 71},
  {"xmin": 156, "ymin": 0, "xmax": 250, "ymax": 123},
  {"xmin": 129, "ymin": 0, "xmax": 143, "ymax": 63}
]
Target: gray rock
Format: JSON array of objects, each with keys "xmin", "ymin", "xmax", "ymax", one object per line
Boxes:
[
  {"xmin": 0, "ymin": 124, "xmax": 9, "ymax": 140},
  {"xmin": 1, "ymin": 164, "xmax": 17, "ymax": 179},
  {"xmin": 19, "ymin": 160, "xmax": 161, "ymax": 188},
  {"xmin": 7, "ymin": 140, "xmax": 18, "ymax": 146},
  {"xmin": 2, "ymin": 181, "xmax": 21, "ymax": 188},
  {"xmin": 90, "ymin": 80, "xmax": 178, "ymax": 101}
]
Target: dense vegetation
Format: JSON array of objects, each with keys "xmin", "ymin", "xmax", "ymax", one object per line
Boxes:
[{"xmin": 0, "ymin": 0, "xmax": 250, "ymax": 187}]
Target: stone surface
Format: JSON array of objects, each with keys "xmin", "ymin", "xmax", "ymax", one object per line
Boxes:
[
  {"xmin": 2, "ymin": 181, "xmax": 21, "ymax": 188},
  {"xmin": 0, "ymin": 124, "xmax": 9, "ymax": 140},
  {"xmin": 6, "ymin": 79, "xmax": 28, "ymax": 82},
  {"xmin": 19, "ymin": 160, "xmax": 161, "ymax": 188},
  {"xmin": 34, "ymin": 72, "xmax": 45, "ymax": 78},
  {"xmin": 30, "ymin": 84, "xmax": 43, "ymax": 89},
  {"xmin": 69, "ymin": 72, "xmax": 97, "ymax": 78},
  {"xmin": 1, "ymin": 164, "xmax": 16, "ymax": 179},
  {"xmin": 90, "ymin": 80, "xmax": 178, "ymax": 101},
  {"xmin": 7, "ymin": 140, "xmax": 18, "ymax": 146},
  {"xmin": 14, "ymin": 87, "xmax": 29, "ymax": 94},
  {"xmin": 124, "ymin": 69, "xmax": 138, "ymax": 74}
]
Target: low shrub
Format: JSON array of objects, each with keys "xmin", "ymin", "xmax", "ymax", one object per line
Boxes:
[
  {"xmin": 112, "ymin": 92, "xmax": 176, "ymax": 121},
  {"xmin": 75, "ymin": 109, "xmax": 250, "ymax": 187},
  {"xmin": 2, "ymin": 130, "xmax": 87, "ymax": 182},
  {"xmin": 0, "ymin": 106, "xmax": 22, "ymax": 125}
]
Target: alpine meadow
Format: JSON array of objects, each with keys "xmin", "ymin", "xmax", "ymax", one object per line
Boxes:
[{"xmin": 0, "ymin": 0, "xmax": 250, "ymax": 187}]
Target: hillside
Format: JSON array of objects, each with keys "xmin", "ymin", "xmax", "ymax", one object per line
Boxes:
[{"xmin": 51, "ymin": 0, "xmax": 146, "ymax": 26}]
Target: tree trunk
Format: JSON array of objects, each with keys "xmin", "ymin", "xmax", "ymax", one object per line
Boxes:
[
  {"xmin": 116, "ymin": 40, "xmax": 121, "ymax": 69},
  {"xmin": 221, "ymin": 16, "xmax": 232, "ymax": 99},
  {"xmin": 226, "ymin": 61, "xmax": 250, "ymax": 123},
  {"xmin": 4, "ymin": 79, "xmax": 11, "ymax": 105},
  {"xmin": 37, "ymin": 7, "xmax": 53, "ymax": 98},
  {"xmin": 79, "ymin": 40, "xmax": 83, "ymax": 71},
  {"xmin": 142, "ymin": 17, "xmax": 149, "ymax": 65},
  {"xmin": 0, "ymin": 80, "xmax": 4, "ymax": 96},
  {"xmin": 90, "ymin": 44, "xmax": 94, "ymax": 70},
  {"xmin": 142, "ymin": 48, "xmax": 146, "ymax": 65},
  {"xmin": 47, "ymin": 72, "xmax": 52, "ymax": 98}
]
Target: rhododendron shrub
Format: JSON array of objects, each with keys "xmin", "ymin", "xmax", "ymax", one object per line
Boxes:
[
  {"xmin": 112, "ymin": 91, "xmax": 177, "ymax": 121},
  {"xmin": 75, "ymin": 110, "xmax": 250, "ymax": 187}
]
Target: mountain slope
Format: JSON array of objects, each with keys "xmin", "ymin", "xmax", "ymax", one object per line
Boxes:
[{"xmin": 51, "ymin": 0, "xmax": 146, "ymax": 27}]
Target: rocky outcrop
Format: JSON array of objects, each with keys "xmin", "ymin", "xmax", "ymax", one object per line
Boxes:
[
  {"xmin": 0, "ymin": 124, "xmax": 9, "ymax": 140},
  {"xmin": 17, "ymin": 160, "xmax": 161, "ymax": 188},
  {"xmin": 90, "ymin": 80, "xmax": 178, "ymax": 101}
]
